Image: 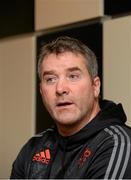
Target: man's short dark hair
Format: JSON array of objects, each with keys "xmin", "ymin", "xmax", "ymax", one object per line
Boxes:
[{"xmin": 38, "ymin": 36, "xmax": 98, "ymax": 80}]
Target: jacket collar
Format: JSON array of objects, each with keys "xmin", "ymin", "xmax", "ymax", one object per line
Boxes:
[{"xmin": 55, "ymin": 100, "xmax": 127, "ymax": 150}]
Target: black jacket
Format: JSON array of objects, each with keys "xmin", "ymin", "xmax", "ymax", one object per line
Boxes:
[{"xmin": 10, "ymin": 100, "xmax": 131, "ymax": 179}]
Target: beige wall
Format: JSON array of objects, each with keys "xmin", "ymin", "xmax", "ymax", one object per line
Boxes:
[
  {"xmin": 103, "ymin": 16, "xmax": 131, "ymax": 126},
  {"xmin": 35, "ymin": 0, "xmax": 104, "ymax": 30},
  {"xmin": 0, "ymin": 35, "xmax": 36, "ymax": 178}
]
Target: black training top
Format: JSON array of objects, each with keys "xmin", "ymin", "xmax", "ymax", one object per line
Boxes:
[{"xmin": 10, "ymin": 100, "xmax": 131, "ymax": 179}]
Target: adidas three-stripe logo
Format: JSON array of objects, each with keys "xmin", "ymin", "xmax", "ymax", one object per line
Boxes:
[
  {"xmin": 33, "ymin": 149, "xmax": 51, "ymax": 165},
  {"xmin": 104, "ymin": 125, "xmax": 131, "ymax": 179}
]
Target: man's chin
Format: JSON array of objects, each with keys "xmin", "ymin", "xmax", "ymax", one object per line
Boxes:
[{"xmin": 54, "ymin": 116, "xmax": 79, "ymax": 126}]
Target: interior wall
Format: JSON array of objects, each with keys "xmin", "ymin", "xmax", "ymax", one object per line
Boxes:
[
  {"xmin": 0, "ymin": 35, "xmax": 36, "ymax": 178},
  {"xmin": 103, "ymin": 15, "xmax": 131, "ymax": 126},
  {"xmin": 35, "ymin": 0, "xmax": 104, "ymax": 30}
]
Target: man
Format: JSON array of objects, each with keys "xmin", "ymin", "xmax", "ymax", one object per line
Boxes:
[{"xmin": 10, "ymin": 36, "xmax": 131, "ymax": 179}]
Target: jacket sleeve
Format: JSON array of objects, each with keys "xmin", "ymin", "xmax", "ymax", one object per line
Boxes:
[
  {"xmin": 86, "ymin": 126, "xmax": 131, "ymax": 179},
  {"xmin": 10, "ymin": 145, "xmax": 27, "ymax": 178},
  {"xmin": 10, "ymin": 138, "xmax": 34, "ymax": 179}
]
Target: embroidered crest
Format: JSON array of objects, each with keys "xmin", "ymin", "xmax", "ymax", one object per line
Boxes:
[{"xmin": 78, "ymin": 148, "xmax": 92, "ymax": 167}]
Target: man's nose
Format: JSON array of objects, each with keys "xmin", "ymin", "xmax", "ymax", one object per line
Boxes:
[{"xmin": 56, "ymin": 78, "xmax": 70, "ymax": 96}]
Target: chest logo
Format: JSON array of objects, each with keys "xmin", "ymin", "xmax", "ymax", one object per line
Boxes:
[
  {"xmin": 78, "ymin": 148, "xmax": 92, "ymax": 167},
  {"xmin": 32, "ymin": 149, "xmax": 51, "ymax": 165}
]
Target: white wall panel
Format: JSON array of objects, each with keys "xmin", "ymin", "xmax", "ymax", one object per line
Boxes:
[
  {"xmin": 35, "ymin": 0, "xmax": 104, "ymax": 30},
  {"xmin": 103, "ymin": 16, "xmax": 131, "ymax": 126},
  {"xmin": 0, "ymin": 35, "xmax": 36, "ymax": 178}
]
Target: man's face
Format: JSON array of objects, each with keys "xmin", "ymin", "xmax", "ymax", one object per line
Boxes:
[{"xmin": 40, "ymin": 52, "xmax": 100, "ymax": 133}]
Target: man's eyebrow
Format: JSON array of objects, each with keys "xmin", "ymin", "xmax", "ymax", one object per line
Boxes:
[
  {"xmin": 67, "ymin": 67, "xmax": 82, "ymax": 72},
  {"xmin": 42, "ymin": 67, "xmax": 82, "ymax": 77},
  {"xmin": 42, "ymin": 70, "xmax": 56, "ymax": 77}
]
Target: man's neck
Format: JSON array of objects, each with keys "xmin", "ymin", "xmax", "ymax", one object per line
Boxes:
[{"xmin": 57, "ymin": 103, "xmax": 101, "ymax": 137}]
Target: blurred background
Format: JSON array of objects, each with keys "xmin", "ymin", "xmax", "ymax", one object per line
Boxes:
[{"xmin": 0, "ymin": 0, "xmax": 131, "ymax": 178}]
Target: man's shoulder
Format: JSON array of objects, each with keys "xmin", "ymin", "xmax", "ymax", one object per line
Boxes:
[
  {"xmin": 103, "ymin": 124, "xmax": 131, "ymax": 146},
  {"xmin": 104, "ymin": 124, "xmax": 131, "ymax": 136},
  {"xmin": 92, "ymin": 124, "xmax": 131, "ymax": 149},
  {"xmin": 29, "ymin": 127, "xmax": 56, "ymax": 146},
  {"xmin": 20, "ymin": 127, "xmax": 56, "ymax": 155},
  {"xmin": 33, "ymin": 127, "xmax": 56, "ymax": 139}
]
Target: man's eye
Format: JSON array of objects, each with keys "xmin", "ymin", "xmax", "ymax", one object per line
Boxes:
[
  {"xmin": 45, "ymin": 77, "xmax": 57, "ymax": 84},
  {"xmin": 69, "ymin": 74, "xmax": 80, "ymax": 80}
]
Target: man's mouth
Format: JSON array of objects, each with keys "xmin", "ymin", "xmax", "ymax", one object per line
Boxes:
[{"xmin": 56, "ymin": 102, "xmax": 73, "ymax": 107}]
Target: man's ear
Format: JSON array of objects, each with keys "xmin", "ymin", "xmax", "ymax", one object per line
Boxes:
[{"xmin": 93, "ymin": 76, "xmax": 101, "ymax": 98}]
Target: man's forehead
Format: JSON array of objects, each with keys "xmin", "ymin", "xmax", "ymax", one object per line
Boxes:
[
  {"xmin": 41, "ymin": 52, "xmax": 87, "ymax": 72},
  {"xmin": 42, "ymin": 52, "xmax": 86, "ymax": 65}
]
